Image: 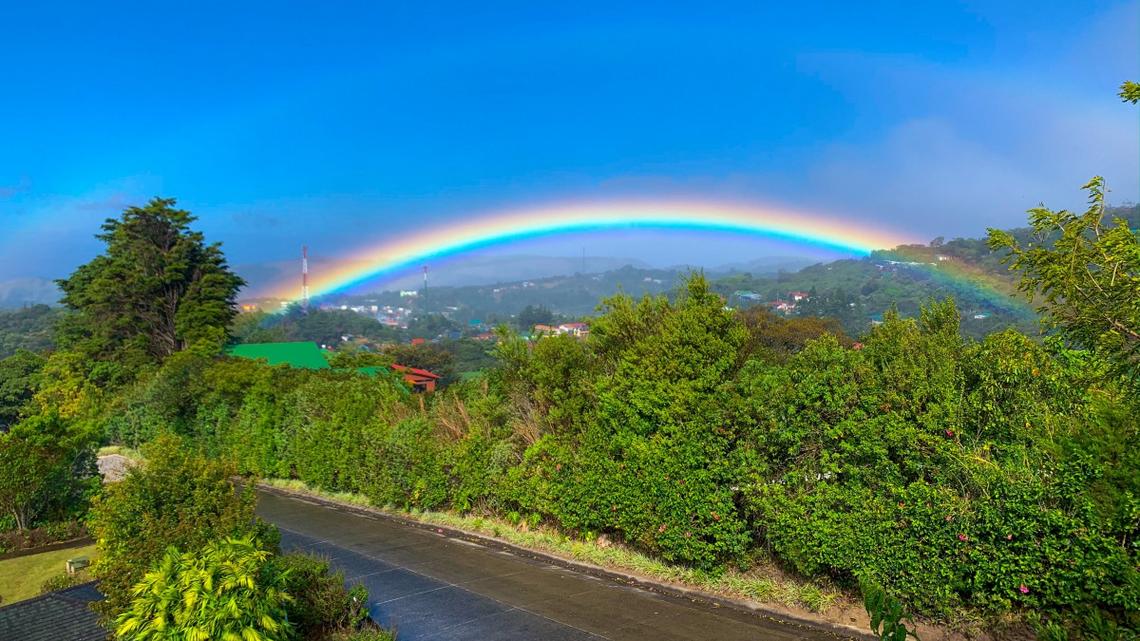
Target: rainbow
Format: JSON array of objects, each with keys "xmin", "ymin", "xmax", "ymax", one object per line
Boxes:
[{"xmin": 267, "ymin": 200, "xmax": 920, "ymax": 300}]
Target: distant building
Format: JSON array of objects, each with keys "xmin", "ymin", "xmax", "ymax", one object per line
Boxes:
[
  {"xmin": 533, "ymin": 324, "xmax": 558, "ymax": 335},
  {"xmin": 789, "ymin": 291, "xmax": 811, "ymax": 302},
  {"xmin": 768, "ymin": 300, "xmax": 796, "ymax": 314},
  {"xmin": 390, "ymin": 364, "xmax": 440, "ymax": 392},
  {"xmin": 558, "ymin": 322, "xmax": 589, "ymax": 337}
]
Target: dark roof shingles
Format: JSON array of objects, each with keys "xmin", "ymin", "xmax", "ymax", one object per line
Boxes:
[{"xmin": 0, "ymin": 582, "xmax": 107, "ymax": 641}]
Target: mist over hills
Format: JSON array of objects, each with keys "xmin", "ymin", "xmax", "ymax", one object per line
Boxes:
[
  {"xmin": 235, "ymin": 252, "xmax": 818, "ymax": 297},
  {"xmin": 0, "ymin": 277, "xmax": 60, "ymax": 308}
]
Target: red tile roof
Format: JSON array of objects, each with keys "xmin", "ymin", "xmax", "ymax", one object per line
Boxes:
[{"xmin": 390, "ymin": 363, "xmax": 440, "ymax": 379}]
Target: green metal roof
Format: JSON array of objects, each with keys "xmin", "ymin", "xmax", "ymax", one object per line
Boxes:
[{"xmin": 226, "ymin": 342, "xmax": 331, "ymax": 369}]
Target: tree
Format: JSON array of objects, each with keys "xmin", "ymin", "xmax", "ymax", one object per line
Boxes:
[
  {"xmin": 115, "ymin": 537, "xmax": 293, "ymax": 641},
  {"xmin": 89, "ymin": 434, "xmax": 274, "ymax": 619},
  {"xmin": 987, "ymin": 177, "xmax": 1140, "ymax": 378},
  {"xmin": 516, "ymin": 304, "xmax": 554, "ymax": 330},
  {"xmin": 0, "ymin": 349, "xmax": 45, "ymax": 430},
  {"xmin": 382, "ymin": 343, "xmax": 456, "ymax": 385},
  {"xmin": 1120, "ymin": 81, "xmax": 1140, "ymax": 104},
  {"xmin": 0, "ymin": 412, "xmax": 97, "ymax": 530},
  {"xmin": 56, "ymin": 198, "xmax": 244, "ymax": 368}
]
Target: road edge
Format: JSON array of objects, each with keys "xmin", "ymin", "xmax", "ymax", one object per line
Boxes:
[{"xmin": 255, "ymin": 481, "xmax": 877, "ymax": 641}]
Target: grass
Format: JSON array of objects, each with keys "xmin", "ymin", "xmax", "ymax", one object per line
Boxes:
[
  {"xmin": 0, "ymin": 544, "xmax": 98, "ymax": 605},
  {"xmin": 97, "ymin": 445, "xmax": 143, "ymax": 461},
  {"xmin": 260, "ymin": 478, "xmax": 845, "ymax": 615}
]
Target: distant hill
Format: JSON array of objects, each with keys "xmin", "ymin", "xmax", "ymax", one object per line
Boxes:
[{"xmin": 235, "ymin": 254, "xmax": 660, "ymax": 296}]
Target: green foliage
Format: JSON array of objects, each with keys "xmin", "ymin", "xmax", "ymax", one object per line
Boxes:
[
  {"xmin": 738, "ymin": 305, "xmax": 850, "ymax": 362},
  {"xmin": 238, "ymin": 307, "xmax": 401, "ymax": 347},
  {"xmin": 0, "ymin": 305, "xmax": 62, "ymax": 358},
  {"xmin": 89, "ymin": 434, "xmax": 276, "ymax": 619},
  {"xmin": 862, "ymin": 581, "xmax": 919, "ymax": 641},
  {"xmin": 0, "ymin": 411, "xmax": 98, "ymax": 530},
  {"xmin": 114, "ymin": 537, "xmax": 293, "ymax": 641},
  {"xmin": 40, "ymin": 568, "xmax": 92, "ymax": 594},
  {"xmin": 275, "ymin": 553, "xmax": 370, "ymax": 640},
  {"xmin": 0, "ymin": 349, "xmax": 45, "ymax": 429},
  {"xmin": 1121, "ymin": 80, "xmax": 1140, "ymax": 104},
  {"xmin": 988, "ymin": 177, "xmax": 1140, "ymax": 379},
  {"xmin": 516, "ymin": 304, "xmax": 554, "ymax": 330},
  {"xmin": 382, "ymin": 343, "xmax": 456, "ymax": 385},
  {"xmin": 56, "ymin": 197, "xmax": 244, "ymax": 369}
]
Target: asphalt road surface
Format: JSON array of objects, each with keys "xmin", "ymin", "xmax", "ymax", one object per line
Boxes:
[{"xmin": 256, "ymin": 489, "xmax": 851, "ymax": 641}]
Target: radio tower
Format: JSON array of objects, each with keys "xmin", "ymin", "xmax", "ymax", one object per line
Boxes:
[
  {"xmin": 301, "ymin": 245, "xmax": 310, "ymax": 310},
  {"xmin": 422, "ymin": 265, "xmax": 428, "ymax": 295}
]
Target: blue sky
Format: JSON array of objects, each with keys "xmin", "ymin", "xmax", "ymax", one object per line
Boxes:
[{"xmin": 1, "ymin": 1, "xmax": 1137, "ymax": 283}]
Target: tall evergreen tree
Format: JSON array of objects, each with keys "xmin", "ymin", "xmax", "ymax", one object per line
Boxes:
[{"xmin": 56, "ymin": 198, "xmax": 244, "ymax": 367}]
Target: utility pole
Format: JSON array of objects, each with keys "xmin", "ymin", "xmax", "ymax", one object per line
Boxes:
[{"xmin": 301, "ymin": 245, "xmax": 310, "ymax": 311}]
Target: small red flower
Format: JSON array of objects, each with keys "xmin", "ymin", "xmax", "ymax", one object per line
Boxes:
[
  {"xmin": 958, "ymin": 533, "xmax": 968, "ymax": 542},
  {"xmin": 1019, "ymin": 584, "xmax": 1030, "ymax": 594},
  {"xmin": 945, "ymin": 429, "xmax": 955, "ymax": 438}
]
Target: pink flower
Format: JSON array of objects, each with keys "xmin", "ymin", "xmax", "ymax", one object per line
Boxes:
[
  {"xmin": 1006, "ymin": 534, "xmax": 1013, "ymax": 541},
  {"xmin": 1019, "ymin": 584, "xmax": 1030, "ymax": 594},
  {"xmin": 945, "ymin": 429, "xmax": 955, "ymax": 438},
  {"xmin": 957, "ymin": 533, "xmax": 968, "ymax": 542}
]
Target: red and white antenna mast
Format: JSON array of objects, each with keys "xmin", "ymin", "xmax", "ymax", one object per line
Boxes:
[{"xmin": 301, "ymin": 245, "xmax": 310, "ymax": 309}]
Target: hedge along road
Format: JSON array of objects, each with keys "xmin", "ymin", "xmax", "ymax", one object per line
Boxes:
[{"xmin": 255, "ymin": 488, "xmax": 856, "ymax": 641}]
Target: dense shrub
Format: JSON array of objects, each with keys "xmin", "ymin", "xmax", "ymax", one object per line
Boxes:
[
  {"xmin": 115, "ymin": 537, "xmax": 293, "ymax": 641},
  {"xmin": 0, "ymin": 520, "xmax": 87, "ymax": 554},
  {"xmin": 88, "ymin": 434, "xmax": 277, "ymax": 619},
  {"xmin": 276, "ymin": 553, "xmax": 370, "ymax": 640},
  {"xmin": 0, "ymin": 411, "xmax": 99, "ymax": 531}
]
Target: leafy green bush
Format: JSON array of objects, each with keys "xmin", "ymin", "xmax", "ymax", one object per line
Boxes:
[
  {"xmin": 88, "ymin": 434, "xmax": 277, "ymax": 619},
  {"xmin": 0, "ymin": 411, "xmax": 99, "ymax": 531},
  {"xmin": 275, "ymin": 552, "xmax": 370, "ymax": 640},
  {"xmin": 40, "ymin": 569, "xmax": 92, "ymax": 594},
  {"xmin": 115, "ymin": 537, "xmax": 293, "ymax": 641}
]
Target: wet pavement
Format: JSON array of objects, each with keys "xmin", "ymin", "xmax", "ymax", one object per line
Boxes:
[{"xmin": 257, "ymin": 489, "xmax": 852, "ymax": 641}]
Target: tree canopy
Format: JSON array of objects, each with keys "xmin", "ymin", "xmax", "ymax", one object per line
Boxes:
[
  {"xmin": 988, "ymin": 177, "xmax": 1140, "ymax": 379},
  {"xmin": 57, "ymin": 198, "xmax": 244, "ymax": 368}
]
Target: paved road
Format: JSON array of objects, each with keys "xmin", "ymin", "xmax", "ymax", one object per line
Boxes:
[{"xmin": 256, "ymin": 489, "xmax": 851, "ymax": 641}]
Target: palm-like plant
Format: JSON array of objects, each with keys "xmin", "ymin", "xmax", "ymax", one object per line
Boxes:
[{"xmin": 115, "ymin": 536, "xmax": 295, "ymax": 641}]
